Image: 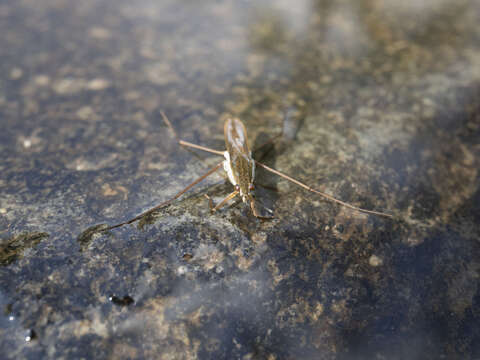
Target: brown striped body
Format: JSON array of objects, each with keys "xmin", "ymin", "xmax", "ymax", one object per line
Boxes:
[
  {"xmin": 223, "ymin": 118, "xmax": 255, "ymax": 203},
  {"xmin": 98, "ymin": 112, "xmax": 392, "ymax": 232}
]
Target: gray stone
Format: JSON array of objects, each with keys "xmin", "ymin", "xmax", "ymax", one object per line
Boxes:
[{"xmin": 1, "ymin": 0, "xmax": 479, "ymax": 359}]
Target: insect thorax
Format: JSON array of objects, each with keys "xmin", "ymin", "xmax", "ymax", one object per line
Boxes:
[{"xmin": 223, "ymin": 151, "xmax": 255, "ymax": 200}]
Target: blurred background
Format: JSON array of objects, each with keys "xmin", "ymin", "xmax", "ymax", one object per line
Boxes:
[{"xmin": 1, "ymin": 0, "xmax": 479, "ymax": 359}]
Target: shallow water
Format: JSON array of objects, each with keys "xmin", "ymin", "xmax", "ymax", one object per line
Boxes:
[{"xmin": 1, "ymin": 0, "xmax": 479, "ymax": 359}]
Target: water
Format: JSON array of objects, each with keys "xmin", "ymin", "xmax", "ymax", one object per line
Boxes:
[{"xmin": 1, "ymin": 0, "xmax": 479, "ymax": 358}]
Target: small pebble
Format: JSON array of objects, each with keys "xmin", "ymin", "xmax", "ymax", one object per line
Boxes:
[
  {"xmin": 10, "ymin": 68, "xmax": 23, "ymax": 79},
  {"xmin": 87, "ymin": 78, "xmax": 110, "ymax": 91},
  {"xmin": 369, "ymin": 255, "xmax": 383, "ymax": 267},
  {"xmin": 33, "ymin": 75, "xmax": 50, "ymax": 86},
  {"xmin": 109, "ymin": 295, "xmax": 134, "ymax": 306},
  {"xmin": 53, "ymin": 78, "xmax": 84, "ymax": 94},
  {"xmin": 177, "ymin": 265, "xmax": 188, "ymax": 275},
  {"xmin": 25, "ymin": 329, "xmax": 36, "ymax": 342},
  {"xmin": 88, "ymin": 27, "xmax": 111, "ymax": 39},
  {"xmin": 182, "ymin": 253, "xmax": 193, "ymax": 261}
]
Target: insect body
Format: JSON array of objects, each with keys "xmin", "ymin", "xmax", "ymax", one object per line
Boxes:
[
  {"xmin": 101, "ymin": 112, "xmax": 392, "ymax": 231},
  {"xmin": 223, "ymin": 117, "xmax": 255, "ymax": 201},
  {"xmin": 221, "ymin": 118, "xmax": 266, "ymax": 217}
]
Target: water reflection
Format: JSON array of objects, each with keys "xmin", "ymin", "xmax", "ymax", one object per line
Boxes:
[{"xmin": 0, "ymin": 0, "xmax": 479, "ymax": 359}]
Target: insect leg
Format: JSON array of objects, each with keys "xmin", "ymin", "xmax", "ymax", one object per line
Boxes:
[
  {"xmin": 161, "ymin": 111, "xmax": 224, "ymax": 156},
  {"xmin": 205, "ymin": 191, "xmax": 239, "ymax": 213},
  {"xmin": 255, "ymin": 161, "xmax": 393, "ymax": 219},
  {"xmin": 253, "ymin": 105, "xmax": 302, "ymax": 159},
  {"xmin": 178, "ymin": 140, "xmax": 224, "ymax": 156},
  {"xmin": 253, "ymin": 132, "xmax": 284, "ymax": 155},
  {"xmin": 102, "ymin": 161, "xmax": 224, "ymax": 231},
  {"xmin": 249, "ymin": 196, "xmax": 274, "ymax": 219}
]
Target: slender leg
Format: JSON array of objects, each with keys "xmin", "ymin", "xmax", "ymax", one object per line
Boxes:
[
  {"xmin": 255, "ymin": 161, "xmax": 393, "ymax": 219},
  {"xmin": 102, "ymin": 161, "xmax": 224, "ymax": 231},
  {"xmin": 251, "ymin": 133, "xmax": 283, "ymax": 166},
  {"xmin": 253, "ymin": 132, "xmax": 283, "ymax": 154},
  {"xmin": 161, "ymin": 111, "xmax": 224, "ymax": 156},
  {"xmin": 178, "ymin": 140, "xmax": 224, "ymax": 156},
  {"xmin": 205, "ymin": 191, "xmax": 239, "ymax": 213},
  {"xmin": 249, "ymin": 196, "xmax": 274, "ymax": 219},
  {"xmin": 253, "ymin": 105, "xmax": 301, "ymax": 160}
]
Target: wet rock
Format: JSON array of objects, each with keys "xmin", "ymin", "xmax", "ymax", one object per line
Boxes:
[
  {"xmin": 0, "ymin": 0, "xmax": 479, "ymax": 359},
  {"xmin": 0, "ymin": 232, "xmax": 49, "ymax": 266}
]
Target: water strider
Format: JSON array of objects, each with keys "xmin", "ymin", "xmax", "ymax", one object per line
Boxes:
[{"xmin": 100, "ymin": 112, "xmax": 392, "ymax": 231}]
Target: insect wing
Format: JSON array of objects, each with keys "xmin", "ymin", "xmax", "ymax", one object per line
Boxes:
[
  {"xmin": 224, "ymin": 118, "xmax": 255, "ymax": 199},
  {"xmin": 224, "ymin": 118, "xmax": 251, "ymax": 156}
]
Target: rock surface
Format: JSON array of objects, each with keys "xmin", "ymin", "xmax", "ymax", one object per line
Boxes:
[{"xmin": 1, "ymin": 0, "xmax": 479, "ymax": 359}]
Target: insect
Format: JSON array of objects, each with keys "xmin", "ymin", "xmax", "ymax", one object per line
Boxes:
[{"xmin": 102, "ymin": 112, "xmax": 392, "ymax": 231}]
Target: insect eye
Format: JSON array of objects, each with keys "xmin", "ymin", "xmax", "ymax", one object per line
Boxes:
[{"xmin": 235, "ymin": 185, "xmax": 240, "ymax": 192}]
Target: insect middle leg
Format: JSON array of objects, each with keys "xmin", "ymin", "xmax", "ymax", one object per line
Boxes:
[
  {"xmin": 101, "ymin": 161, "xmax": 224, "ymax": 231},
  {"xmin": 252, "ymin": 106, "xmax": 301, "ymax": 161},
  {"xmin": 205, "ymin": 191, "xmax": 239, "ymax": 213},
  {"xmin": 255, "ymin": 161, "xmax": 393, "ymax": 218}
]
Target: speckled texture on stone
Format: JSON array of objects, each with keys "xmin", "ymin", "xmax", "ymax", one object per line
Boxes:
[{"xmin": 1, "ymin": 0, "xmax": 479, "ymax": 359}]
